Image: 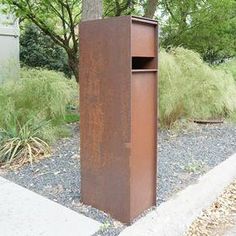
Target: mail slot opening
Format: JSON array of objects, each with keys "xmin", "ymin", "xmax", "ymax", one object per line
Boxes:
[{"xmin": 132, "ymin": 57, "xmax": 156, "ymax": 70}]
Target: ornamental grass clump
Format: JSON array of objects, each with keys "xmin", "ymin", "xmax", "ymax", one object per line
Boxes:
[
  {"xmin": 0, "ymin": 68, "xmax": 77, "ymax": 166},
  {"xmin": 219, "ymin": 58, "xmax": 236, "ymax": 81},
  {"xmin": 0, "ymin": 118, "xmax": 50, "ymax": 166},
  {"xmin": 159, "ymin": 48, "xmax": 236, "ymax": 127}
]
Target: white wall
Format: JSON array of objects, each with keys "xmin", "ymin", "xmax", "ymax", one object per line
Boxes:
[{"xmin": 0, "ymin": 12, "xmax": 20, "ymax": 84}]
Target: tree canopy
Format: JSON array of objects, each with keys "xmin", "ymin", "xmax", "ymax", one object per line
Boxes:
[
  {"xmin": 159, "ymin": 0, "xmax": 236, "ymax": 63},
  {"xmin": 1, "ymin": 0, "xmax": 235, "ymax": 81},
  {"xmin": 2, "ymin": 0, "xmax": 82, "ymax": 81}
]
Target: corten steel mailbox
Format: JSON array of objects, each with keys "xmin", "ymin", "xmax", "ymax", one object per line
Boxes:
[{"xmin": 80, "ymin": 15, "xmax": 158, "ymax": 223}]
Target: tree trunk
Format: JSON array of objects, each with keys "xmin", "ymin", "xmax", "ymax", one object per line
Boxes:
[
  {"xmin": 78, "ymin": 0, "xmax": 102, "ymax": 82},
  {"xmin": 144, "ymin": 0, "xmax": 158, "ymax": 19},
  {"xmin": 68, "ymin": 53, "xmax": 79, "ymax": 83},
  {"xmin": 82, "ymin": 0, "xmax": 103, "ymax": 21}
]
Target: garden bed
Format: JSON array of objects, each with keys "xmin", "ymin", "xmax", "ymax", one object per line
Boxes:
[{"xmin": 1, "ymin": 123, "xmax": 236, "ymax": 236}]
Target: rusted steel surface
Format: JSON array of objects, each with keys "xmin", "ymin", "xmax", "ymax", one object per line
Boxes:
[
  {"xmin": 130, "ymin": 71, "xmax": 157, "ymax": 218},
  {"xmin": 131, "ymin": 20, "xmax": 156, "ymax": 57},
  {"xmin": 132, "ymin": 15, "xmax": 158, "ymax": 25},
  {"xmin": 79, "ymin": 16, "xmax": 158, "ymax": 223}
]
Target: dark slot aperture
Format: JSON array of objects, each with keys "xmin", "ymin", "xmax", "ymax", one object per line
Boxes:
[{"xmin": 132, "ymin": 57, "xmax": 156, "ymax": 70}]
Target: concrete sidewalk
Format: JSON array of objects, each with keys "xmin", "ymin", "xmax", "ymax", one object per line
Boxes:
[
  {"xmin": 0, "ymin": 177, "xmax": 101, "ymax": 236},
  {"xmin": 120, "ymin": 153, "xmax": 236, "ymax": 236}
]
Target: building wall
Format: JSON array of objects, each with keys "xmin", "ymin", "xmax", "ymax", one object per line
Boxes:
[{"xmin": 0, "ymin": 12, "xmax": 20, "ymax": 84}]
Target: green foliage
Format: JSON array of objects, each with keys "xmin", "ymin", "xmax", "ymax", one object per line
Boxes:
[
  {"xmin": 0, "ymin": 68, "xmax": 78, "ymax": 165},
  {"xmin": 159, "ymin": 0, "xmax": 236, "ymax": 63},
  {"xmin": 2, "ymin": 0, "xmax": 235, "ymax": 75},
  {"xmin": 1, "ymin": 0, "xmax": 82, "ymax": 81},
  {"xmin": 159, "ymin": 48, "xmax": 236, "ymax": 127},
  {"xmin": 64, "ymin": 114, "xmax": 80, "ymax": 124},
  {"xmin": 20, "ymin": 24, "xmax": 72, "ymax": 77},
  {"xmin": 16, "ymin": 68, "xmax": 76, "ymax": 122},
  {"xmin": 219, "ymin": 59, "xmax": 236, "ymax": 81},
  {"xmin": 103, "ymin": 0, "xmax": 136, "ymax": 16},
  {"xmin": 0, "ymin": 119, "xmax": 50, "ymax": 166},
  {"xmin": 184, "ymin": 159, "xmax": 206, "ymax": 173}
]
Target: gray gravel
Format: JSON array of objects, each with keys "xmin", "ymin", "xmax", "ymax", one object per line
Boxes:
[
  {"xmin": 1, "ymin": 123, "xmax": 236, "ymax": 236},
  {"xmin": 158, "ymin": 123, "xmax": 236, "ymax": 204}
]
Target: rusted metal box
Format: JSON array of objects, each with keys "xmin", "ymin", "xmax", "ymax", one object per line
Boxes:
[{"xmin": 80, "ymin": 16, "xmax": 158, "ymax": 223}]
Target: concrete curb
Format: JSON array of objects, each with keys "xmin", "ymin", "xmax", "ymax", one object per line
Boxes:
[
  {"xmin": 120, "ymin": 153, "xmax": 236, "ymax": 236},
  {"xmin": 0, "ymin": 177, "xmax": 101, "ymax": 236}
]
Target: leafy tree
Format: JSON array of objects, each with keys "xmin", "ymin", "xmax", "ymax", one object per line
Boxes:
[
  {"xmin": 159, "ymin": 0, "xmax": 236, "ymax": 63},
  {"xmin": 1, "ymin": 0, "xmax": 137, "ymax": 82},
  {"xmin": 20, "ymin": 24, "xmax": 72, "ymax": 77},
  {"xmin": 3, "ymin": 0, "xmax": 235, "ymax": 73},
  {"xmin": 104, "ymin": 0, "xmax": 136, "ymax": 16},
  {"xmin": 2, "ymin": 0, "xmax": 82, "ymax": 82},
  {"xmin": 103, "ymin": 0, "xmax": 159, "ymax": 19}
]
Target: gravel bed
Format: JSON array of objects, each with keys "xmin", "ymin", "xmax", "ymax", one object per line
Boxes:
[{"xmin": 1, "ymin": 123, "xmax": 236, "ymax": 235}]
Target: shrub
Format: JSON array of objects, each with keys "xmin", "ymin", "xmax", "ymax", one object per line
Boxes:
[
  {"xmin": 20, "ymin": 24, "xmax": 72, "ymax": 77},
  {"xmin": 0, "ymin": 68, "xmax": 78, "ymax": 166},
  {"xmin": 159, "ymin": 48, "xmax": 236, "ymax": 127}
]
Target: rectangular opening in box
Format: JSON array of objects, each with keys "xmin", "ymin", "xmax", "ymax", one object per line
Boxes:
[{"xmin": 132, "ymin": 57, "xmax": 156, "ymax": 70}]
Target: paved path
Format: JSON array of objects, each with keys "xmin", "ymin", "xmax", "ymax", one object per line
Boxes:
[
  {"xmin": 120, "ymin": 153, "xmax": 236, "ymax": 236},
  {"xmin": 0, "ymin": 177, "xmax": 101, "ymax": 236}
]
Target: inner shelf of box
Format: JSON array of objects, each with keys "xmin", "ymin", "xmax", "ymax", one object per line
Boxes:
[{"xmin": 132, "ymin": 69, "xmax": 157, "ymax": 73}]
